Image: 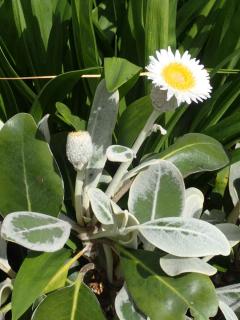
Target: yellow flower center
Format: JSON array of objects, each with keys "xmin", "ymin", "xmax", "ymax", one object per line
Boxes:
[{"xmin": 162, "ymin": 63, "xmax": 195, "ymax": 90}]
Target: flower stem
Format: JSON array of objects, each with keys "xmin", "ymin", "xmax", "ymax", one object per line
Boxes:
[
  {"xmin": 103, "ymin": 244, "xmax": 113, "ymax": 283},
  {"xmin": 105, "ymin": 109, "xmax": 161, "ymax": 198},
  {"xmin": 75, "ymin": 169, "xmax": 85, "ymax": 225}
]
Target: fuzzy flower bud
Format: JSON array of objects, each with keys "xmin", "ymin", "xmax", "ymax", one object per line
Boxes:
[
  {"xmin": 66, "ymin": 131, "xmax": 93, "ymax": 170},
  {"xmin": 150, "ymin": 86, "xmax": 177, "ymax": 112}
]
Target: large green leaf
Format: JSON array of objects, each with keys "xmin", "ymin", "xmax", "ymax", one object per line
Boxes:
[
  {"xmin": 12, "ymin": 249, "xmax": 71, "ymax": 320},
  {"xmin": 104, "ymin": 57, "xmax": 141, "ymax": 92},
  {"xmin": 145, "ymin": 133, "xmax": 229, "ymax": 177},
  {"xmin": 30, "ymin": 68, "xmax": 101, "ymax": 122},
  {"xmin": 0, "ymin": 113, "xmax": 63, "ymax": 217},
  {"xmin": 118, "ymin": 96, "xmax": 152, "ymax": 147},
  {"xmin": 119, "ymin": 247, "xmax": 218, "ymax": 320},
  {"xmin": 128, "ymin": 161, "xmax": 185, "ymax": 223},
  {"xmin": 32, "ymin": 279, "xmax": 106, "ymax": 320}
]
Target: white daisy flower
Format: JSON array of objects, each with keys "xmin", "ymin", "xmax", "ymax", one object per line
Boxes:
[{"xmin": 146, "ymin": 47, "xmax": 212, "ymax": 106}]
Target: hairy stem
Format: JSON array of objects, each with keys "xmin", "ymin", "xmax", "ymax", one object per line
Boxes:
[
  {"xmin": 105, "ymin": 109, "xmax": 161, "ymax": 198},
  {"xmin": 75, "ymin": 169, "xmax": 85, "ymax": 225}
]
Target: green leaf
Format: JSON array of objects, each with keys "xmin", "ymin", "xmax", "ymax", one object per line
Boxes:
[
  {"xmin": 86, "ymin": 80, "xmax": 119, "ymax": 189},
  {"xmin": 1, "ymin": 211, "xmax": 71, "ymax": 252},
  {"xmin": 118, "ymin": 96, "xmax": 152, "ymax": 147},
  {"xmin": 32, "ymin": 279, "xmax": 106, "ymax": 320},
  {"xmin": 145, "ymin": 0, "xmax": 177, "ymax": 63},
  {"xmin": 55, "ymin": 102, "xmax": 86, "ymax": 131},
  {"xmin": 128, "ymin": 161, "xmax": 185, "ymax": 223},
  {"xmin": 104, "ymin": 57, "xmax": 141, "ymax": 92},
  {"xmin": 180, "ymin": 0, "xmax": 217, "ymax": 57},
  {"xmin": 145, "ymin": 133, "xmax": 229, "ymax": 177},
  {"xmin": 203, "ymin": 111, "xmax": 240, "ymax": 145},
  {"xmin": 0, "ymin": 113, "xmax": 63, "ymax": 217},
  {"xmin": 177, "ymin": 0, "xmax": 206, "ymax": 37},
  {"xmin": 3, "ymin": 0, "xmax": 71, "ymax": 78},
  {"xmin": 30, "ymin": 68, "xmax": 101, "ymax": 122},
  {"xmin": 0, "ymin": 44, "xmax": 36, "ymax": 104},
  {"xmin": 133, "ymin": 217, "xmax": 230, "ymax": 257},
  {"xmin": 11, "ymin": 249, "xmax": 71, "ymax": 320},
  {"xmin": 72, "ymin": 0, "xmax": 100, "ymax": 95},
  {"xmin": 119, "ymin": 248, "xmax": 218, "ymax": 320}
]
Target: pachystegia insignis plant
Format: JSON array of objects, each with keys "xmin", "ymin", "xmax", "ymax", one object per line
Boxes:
[{"xmin": 0, "ymin": 47, "xmax": 240, "ymax": 320}]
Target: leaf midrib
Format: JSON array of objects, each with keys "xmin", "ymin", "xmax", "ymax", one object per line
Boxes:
[
  {"xmin": 70, "ymin": 275, "xmax": 83, "ymax": 320},
  {"xmin": 150, "ymin": 165, "xmax": 161, "ymax": 221},
  {"xmin": 16, "ymin": 222, "xmax": 62, "ymax": 234}
]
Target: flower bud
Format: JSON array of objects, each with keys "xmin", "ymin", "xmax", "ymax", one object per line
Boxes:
[
  {"xmin": 150, "ymin": 86, "xmax": 177, "ymax": 112},
  {"xmin": 66, "ymin": 131, "xmax": 93, "ymax": 170}
]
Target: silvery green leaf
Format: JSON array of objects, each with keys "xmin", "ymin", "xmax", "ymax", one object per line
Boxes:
[
  {"xmin": 118, "ymin": 212, "xmax": 139, "ymax": 249},
  {"xmin": 182, "ymin": 188, "xmax": 204, "ymax": 219},
  {"xmin": 86, "ymin": 80, "xmax": 119, "ymax": 188},
  {"xmin": 128, "ymin": 160, "xmax": 185, "ymax": 223},
  {"xmin": 110, "ymin": 201, "xmax": 128, "ymax": 229},
  {"xmin": 88, "ymin": 188, "xmax": 114, "ymax": 225},
  {"xmin": 106, "ymin": 145, "xmax": 134, "ymax": 163},
  {"xmin": 201, "ymin": 209, "xmax": 226, "ymax": 224},
  {"xmin": 0, "ymin": 225, "xmax": 12, "ymax": 275},
  {"xmin": 1, "ymin": 212, "xmax": 71, "ymax": 252},
  {"xmin": 160, "ymin": 254, "xmax": 217, "ymax": 276},
  {"xmin": 131, "ymin": 217, "xmax": 231, "ymax": 257},
  {"xmin": 0, "ymin": 278, "xmax": 13, "ymax": 307},
  {"xmin": 122, "ymin": 159, "xmax": 160, "ymax": 182},
  {"xmin": 0, "ymin": 120, "xmax": 3, "ymax": 130},
  {"xmin": 37, "ymin": 114, "xmax": 50, "ymax": 143},
  {"xmin": 229, "ymin": 144, "xmax": 240, "ymax": 206},
  {"xmin": 217, "ymin": 283, "xmax": 240, "ymax": 313},
  {"xmin": 219, "ymin": 300, "xmax": 238, "ymax": 320},
  {"xmin": 115, "ymin": 285, "xmax": 147, "ymax": 320},
  {"xmin": 216, "ymin": 223, "xmax": 240, "ymax": 247}
]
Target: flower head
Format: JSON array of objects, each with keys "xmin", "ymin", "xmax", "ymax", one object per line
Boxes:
[
  {"xmin": 66, "ymin": 131, "xmax": 93, "ymax": 170},
  {"xmin": 146, "ymin": 47, "xmax": 212, "ymax": 106}
]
